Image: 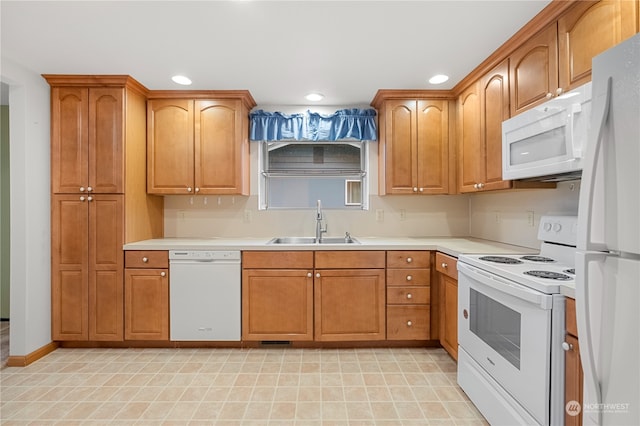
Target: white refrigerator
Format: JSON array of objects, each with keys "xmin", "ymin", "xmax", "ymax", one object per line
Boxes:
[{"xmin": 576, "ymin": 33, "xmax": 640, "ymax": 425}]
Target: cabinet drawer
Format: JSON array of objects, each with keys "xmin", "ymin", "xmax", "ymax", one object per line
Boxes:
[
  {"xmin": 435, "ymin": 252, "xmax": 458, "ymax": 279},
  {"xmin": 387, "ymin": 251, "xmax": 430, "ymax": 268},
  {"xmin": 386, "ymin": 286, "xmax": 430, "ymax": 305},
  {"xmin": 125, "ymin": 251, "xmax": 169, "ymax": 268},
  {"xmin": 387, "ymin": 306, "xmax": 430, "ymax": 340},
  {"xmin": 243, "ymin": 251, "xmax": 313, "ymax": 269},
  {"xmin": 566, "ymin": 297, "xmax": 578, "ymax": 337},
  {"xmin": 315, "ymin": 251, "xmax": 385, "ymax": 269},
  {"xmin": 387, "ymin": 269, "xmax": 430, "ymax": 286}
]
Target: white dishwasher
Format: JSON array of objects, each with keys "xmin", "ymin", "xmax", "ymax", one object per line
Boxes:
[{"xmin": 169, "ymin": 250, "xmax": 241, "ymax": 341}]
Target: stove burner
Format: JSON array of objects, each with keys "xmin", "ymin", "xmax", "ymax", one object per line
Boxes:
[
  {"xmin": 524, "ymin": 270, "xmax": 572, "ymax": 280},
  {"xmin": 564, "ymin": 269, "xmax": 575, "ymax": 275},
  {"xmin": 521, "ymin": 255, "xmax": 555, "ymax": 263},
  {"xmin": 479, "ymin": 256, "xmax": 523, "ymax": 264}
]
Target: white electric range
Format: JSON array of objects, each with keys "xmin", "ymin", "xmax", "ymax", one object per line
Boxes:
[{"xmin": 457, "ymin": 215, "xmax": 577, "ymax": 426}]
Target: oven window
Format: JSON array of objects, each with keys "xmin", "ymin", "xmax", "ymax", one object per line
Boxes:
[{"xmin": 470, "ymin": 289, "xmax": 521, "ymax": 369}]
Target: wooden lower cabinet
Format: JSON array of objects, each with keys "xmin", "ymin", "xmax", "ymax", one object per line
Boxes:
[
  {"xmin": 386, "ymin": 250, "xmax": 431, "ymax": 340},
  {"xmin": 242, "ymin": 251, "xmax": 314, "ymax": 341},
  {"xmin": 124, "ymin": 251, "xmax": 169, "ymax": 340},
  {"xmin": 51, "ymin": 194, "xmax": 124, "ymax": 341},
  {"xmin": 436, "ymin": 252, "xmax": 458, "ymax": 360},
  {"xmin": 565, "ymin": 297, "xmax": 584, "ymax": 425},
  {"xmin": 314, "ymin": 268, "xmax": 386, "ymax": 341}
]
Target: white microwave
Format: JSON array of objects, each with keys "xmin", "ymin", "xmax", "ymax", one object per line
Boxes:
[{"xmin": 502, "ymin": 82, "xmax": 592, "ymax": 181}]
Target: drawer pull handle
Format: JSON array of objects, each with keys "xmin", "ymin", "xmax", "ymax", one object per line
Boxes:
[
  {"xmin": 406, "ymin": 257, "xmax": 413, "ymax": 263},
  {"xmin": 142, "ymin": 257, "xmax": 149, "ymax": 263},
  {"xmin": 406, "ymin": 293, "xmax": 412, "ymax": 299},
  {"xmin": 406, "ymin": 320, "xmax": 413, "ymax": 327},
  {"xmin": 406, "ymin": 275, "xmax": 412, "ymax": 281},
  {"xmin": 562, "ymin": 341, "xmax": 573, "ymax": 351},
  {"xmin": 160, "ymin": 272, "xmax": 166, "ymax": 277},
  {"xmin": 441, "ymin": 262, "xmax": 448, "ymax": 268}
]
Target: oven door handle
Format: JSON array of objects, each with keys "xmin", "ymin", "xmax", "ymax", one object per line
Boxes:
[{"xmin": 458, "ymin": 262, "xmax": 552, "ymax": 310}]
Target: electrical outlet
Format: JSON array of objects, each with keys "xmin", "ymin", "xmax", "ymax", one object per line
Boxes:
[
  {"xmin": 527, "ymin": 211, "xmax": 535, "ymax": 227},
  {"xmin": 399, "ymin": 209, "xmax": 406, "ymax": 221},
  {"xmin": 243, "ymin": 210, "xmax": 252, "ymax": 223},
  {"xmin": 376, "ymin": 209, "xmax": 384, "ymax": 222}
]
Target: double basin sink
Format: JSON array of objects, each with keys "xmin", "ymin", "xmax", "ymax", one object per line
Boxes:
[{"xmin": 267, "ymin": 236, "xmax": 360, "ymax": 245}]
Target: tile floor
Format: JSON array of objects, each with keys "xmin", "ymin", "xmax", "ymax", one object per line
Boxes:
[{"xmin": 0, "ymin": 346, "xmax": 487, "ymax": 425}]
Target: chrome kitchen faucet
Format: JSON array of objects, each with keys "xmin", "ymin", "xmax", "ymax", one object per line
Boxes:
[{"xmin": 315, "ymin": 199, "xmax": 327, "ymax": 243}]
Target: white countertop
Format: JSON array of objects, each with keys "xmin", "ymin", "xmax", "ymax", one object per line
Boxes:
[{"xmin": 123, "ymin": 236, "xmax": 536, "ymax": 258}]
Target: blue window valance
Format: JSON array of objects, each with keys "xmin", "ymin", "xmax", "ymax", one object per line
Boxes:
[{"xmin": 250, "ymin": 108, "xmax": 377, "ymax": 141}]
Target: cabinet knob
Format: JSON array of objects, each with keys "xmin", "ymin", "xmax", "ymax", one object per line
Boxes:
[
  {"xmin": 87, "ymin": 196, "xmax": 93, "ymax": 202},
  {"xmin": 195, "ymin": 187, "xmax": 200, "ymax": 193},
  {"xmin": 406, "ymin": 320, "xmax": 413, "ymax": 327},
  {"xmin": 80, "ymin": 196, "xmax": 86, "ymax": 202},
  {"xmin": 142, "ymin": 257, "xmax": 149, "ymax": 263},
  {"xmin": 187, "ymin": 187, "xmax": 192, "ymax": 192},
  {"xmin": 478, "ymin": 183, "xmax": 485, "ymax": 189},
  {"xmin": 413, "ymin": 187, "xmax": 418, "ymax": 192},
  {"xmin": 546, "ymin": 92, "xmax": 553, "ymax": 99},
  {"xmin": 307, "ymin": 272, "xmax": 312, "ymax": 278},
  {"xmin": 562, "ymin": 341, "xmax": 573, "ymax": 351},
  {"xmin": 556, "ymin": 87, "xmax": 564, "ymax": 96},
  {"xmin": 406, "ymin": 257, "xmax": 413, "ymax": 263},
  {"xmin": 316, "ymin": 273, "xmax": 321, "ymax": 278},
  {"xmin": 473, "ymin": 183, "xmax": 479, "ymax": 189},
  {"xmin": 406, "ymin": 275, "xmax": 412, "ymax": 281},
  {"xmin": 87, "ymin": 186, "xmax": 93, "ymax": 192},
  {"xmin": 419, "ymin": 188, "xmax": 424, "ymax": 192},
  {"xmin": 80, "ymin": 187, "xmax": 85, "ymax": 192},
  {"xmin": 160, "ymin": 272, "xmax": 166, "ymax": 277},
  {"xmin": 406, "ymin": 293, "xmax": 413, "ymax": 299},
  {"xmin": 441, "ymin": 262, "xmax": 448, "ymax": 268}
]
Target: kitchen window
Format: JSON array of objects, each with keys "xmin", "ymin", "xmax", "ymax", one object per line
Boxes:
[{"xmin": 258, "ymin": 141, "xmax": 369, "ymax": 210}]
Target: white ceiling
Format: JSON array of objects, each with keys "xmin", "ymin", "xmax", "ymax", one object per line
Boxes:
[{"xmin": 1, "ymin": 0, "xmax": 551, "ymax": 107}]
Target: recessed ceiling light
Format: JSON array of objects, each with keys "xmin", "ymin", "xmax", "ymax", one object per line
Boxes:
[
  {"xmin": 171, "ymin": 75, "xmax": 192, "ymax": 85},
  {"xmin": 305, "ymin": 93, "xmax": 324, "ymax": 102},
  {"xmin": 428, "ymin": 74, "xmax": 449, "ymax": 85}
]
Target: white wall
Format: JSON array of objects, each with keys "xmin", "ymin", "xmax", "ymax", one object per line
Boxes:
[
  {"xmin": 469, "ymin": 180, "xmax": 581, "ymax": 249},
  {"xmin": 1, "ymin": 58, "xmax": 51, "ymax": 357}
]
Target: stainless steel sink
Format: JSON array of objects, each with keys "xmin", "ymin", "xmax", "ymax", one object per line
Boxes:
[{"xmin": 267, "ymin": 236, "xmax": 359, "ymax": 245}]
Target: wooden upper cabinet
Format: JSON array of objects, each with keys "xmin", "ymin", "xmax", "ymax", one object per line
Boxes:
[
  {"xmin": 51, "ymin": 86, "xmax": 124, "ymax": 194},
  {"xmin": 509, "ymin": 23, "xmax": 559, "ymax": 116},
  {"xmin": 147, "ymin": 92, "xmax": 254, "ymax": 195},
  {"xmin": 372, "ymin": 93, "xmax": 450, "ymax": 195},
  {"xmin": 147, "ymin": 99, "xmax": 195, "ymax": 194},
  {"xmin": 458, "ymin": 83, "xmax": 482, "ymax": 193},
  {"xmin": 480, "ymin": 60, "xmax": 512, "ymax": 191},
  {"xmin": 558, "ymin": 0, "xmax": 639, "ymax": 91},
  {"xmin": 195, "ymin": 99, "xmax": 247, "ymax": 194}
]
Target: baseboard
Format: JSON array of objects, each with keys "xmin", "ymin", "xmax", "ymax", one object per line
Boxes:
[{"xmin": 6, "ymin": 341, "xmax": 59, "ymax": 367}]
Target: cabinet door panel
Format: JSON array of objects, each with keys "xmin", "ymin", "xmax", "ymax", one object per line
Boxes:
[
  {"xmin": 559, "ymin": 0, "xmax": 639, "ymax": 90},
  {"xmin": 417, "ymin": 100, "xmax": 449, "ymax": 194},
  {"xmin": 481, "ymin": 60, "xmax": 512, "ymax": 191},
  {"xmin": 195, "ymin": 100, "xmax": 243, "ymax": 194},
  {"xmin": 510, "ymin": 24, "xmax": 558, "ymax": 115},
  {"xmin": 147, "ymin": 99, "xmax": 194, "ymax": 194},
  {"xmin": 439, "ymin": 274, "xmax": 458, "ymax": 360},
  {"xmin": 458, "ymin": 84, "xmax": 482, "ymax": 192},
  {"xmin": 314, "ymin": 269, "xmax": 385, "ymax": 341},
  {"xmin": 89, "ymin": 195, "xmax": 124, "ymax": 341},
  {"xmin": 242, "ymin": 269, "xmax": 313, "ymax": 340},
  {"xmin": 564, "ymin": 334, "xmax": 583, "ymax": 425},
  {"xmin": 124, "ymin": 269, "xmax": 169, "ymax": 340},
  {"xmin": 51, "ymin": 195, "xmax": 89, "ymax": 340},
  {"xmin": 385, "ymin": 101, "xmax": 416, "ymax": 194},
  {"xmin": 51, "ymin": 87, "xmax": 88, "ymax": 194},
  {"xmin": 89, "ymin": 88, "xmax": 124, "ymax": 193}
]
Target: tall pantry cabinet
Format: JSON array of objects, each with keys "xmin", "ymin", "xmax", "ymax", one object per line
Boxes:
[{"xmin": 45, "ymin": 75, "xmax": 164, "ymax": 341}]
